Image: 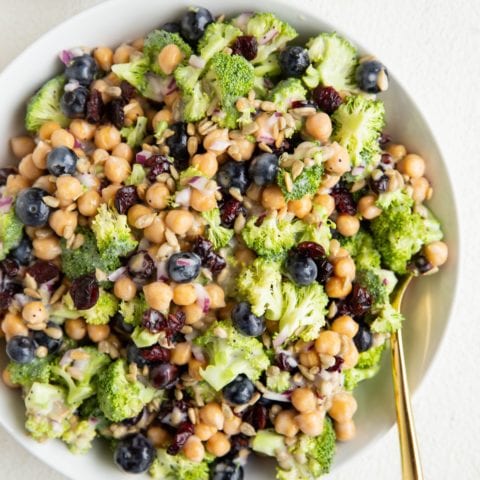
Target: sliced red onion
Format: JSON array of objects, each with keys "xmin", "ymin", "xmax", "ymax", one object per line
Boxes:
[
  {"xmin": 175, "ymin": 188, "xmax": 191, "ymax": 207},
  {"xmin": 189, "ymin": 55, "xmax": 206, "ymax": 69},
  {"xmin": 257, "ymin": 134, "xmax": 275, "ymax": 145},
  {"xmin": 351, "ymin": 165, "xmax": 365, "ymax": 177},
  {"xmin": 232, "ymin": 12, "xmax": 253, "ymax": 30},
  {"xmin": 59, "ymin": 50, "xmax": 75, "ymax": 65},
  {"xmin": 191, "ymin": 345, "xmax": 206, "ymax": 362},
  {"xmin": 188, "ymin": 176, "xmax": 209, "ymax": 191},
  {"xmin": 107, "ymin": 266, "xmax": 127, "ymax": 282},
  {"xmin": 194, "ymin": 284, "xmax": 211, "ymax": 313},
  {"xmin": 135, "ymin": 150, "xmax": 154, "ymax": 165},
  {"xmin": 0, "ymin": 196, "xmax": 13, "ymax": 213},
  {"xmin": 208, "ymin": 139, "xmax": 231, "ymax": 152},
  {"xmin": 272, "ymin": 331, "xmax": 288, "ymax": 349},
  {"xmin": 259, "ymin": 28, "xmax": 278, "ymax": 45},
  {"xmin": 64, "ymin": 80, "xmax": 80, "ymax": 92},
  {"xmin": 145, "ymin": 74, "xmax": 178, "ymax": 102},
  {"xmin": 156, "ymin": 260, "xmax": 168, "ymax": 281},
  {"xmin": 263, "ymin": 391, "xmax": 291, "ymax": 402},
  {"xmin": 73, "ymin": 138, "xmax": 82, "ymax": 149}
]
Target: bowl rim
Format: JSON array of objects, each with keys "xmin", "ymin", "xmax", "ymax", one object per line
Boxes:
[{"xmin": 0, "ymin": 0, "xmax": 461, "ymax": 477}]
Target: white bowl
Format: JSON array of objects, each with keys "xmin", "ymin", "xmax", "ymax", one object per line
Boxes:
[{"xmin": 0, "ymin": 0, "xmax": 460, "ymax": 478}]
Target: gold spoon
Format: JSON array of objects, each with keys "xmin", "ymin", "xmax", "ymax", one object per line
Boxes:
[{"xmin": 390, "ymin": 274, "xmax": 424, "ymax": 480}]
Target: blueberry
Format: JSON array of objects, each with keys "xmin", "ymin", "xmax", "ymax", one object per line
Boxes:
[
  {"xmin": 167, "ymin": 252, "xmax": 201, "ymax": 283},
  {"xmin": 180, "ymin": 7, "xmax": 214, "ymax": 44},
  {"xmin": 356, "ymin": 60, "xmax": 389, "ymax": 94},
  {"xmin": 279, "ymin": 46, "xmax": 310, "ymax": 78},
  {"xmin": 232, "ymin": 302, "xmax": 265, "ymax": 337},
  {"xmin": 32, "ymin": 325, "xmax": 63, "ymax": 354},
  {"xmin": 15, "ymin": 188, "xmax": 51, "ymax": 227},
  {"xmin": 285, "ymin": 253, "xmax": 318, "ymax": 286},
  {"xmin": 161, "ymin": 22, "xmax": 181, "ymax": 33},
  {"xmin": 10, "ymin": 235, "xmax": 33, "ymax": 266},
  {"xmin": 65, "ymin": 54, "xmax": 98, "ymax": 86},
  {"xmin": 248, "ymin": 153, "xmax": 279, "ymax": 186},
  {"xmin": 114, "ymin": 433, "xmax": 155, "ymax": 474},
  {"xmin": 223, "ymin": 374, "xmax": 255, "ymax": 405},
  {"xmin": 61, "ymin": 86, "xmax": 89, "ymax": 118},
  {"xmin": 126, "ymin": 343, "xmax": 148, "ymax": 367},
  {"xmin": 112, "ymin": 313, "xmax": 135, "ymax": 337},
  {"xmin": 165, "ymin": 122, "xmax": 189, "ymax": 170},
  {"xmin": 210, "ymin": 458, "xmax": 244, "ymax": 480},
  {"xmin": 353, "ymin": 324, "xmax": 373, "ymax": 352},
  {"xmin": 217, "ymin": 160, "xmax": 249, "ymax": 194},
  {"xmin": 47, "ymin": 146, "xmax": 78, "ymax": 176},
  {"xmin": 6, "ymin": 336, "xmax": 36, "ymax": 364}
]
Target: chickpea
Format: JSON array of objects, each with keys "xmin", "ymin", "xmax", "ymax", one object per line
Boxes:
[
  {"xmin": 320, "ymin": 173, "xmax": 340, "ymax": 190},
  {"xmin": 314, "ymin": 330, "xmax": 341, "ymax": 356},
  {"xmin": 144, "ymin": 216, "xmax": 166, "ymax": 243},
  {"xmin": 87, "ymin": 324, "xmax": 111, "ymax": 343},
  {"xmin": 336, "ymin": 214, "xmax": 360, "ymax": 237},
  {"xmin": 299, "ymin": 350, "xmax": 320, "ymax": 368},
  {"xmin": 326, "ymin": 276, "xmax": 352, "ymax": 298},
  {"xmin": 77, "ymin": 190, "xmax": 101, "ymax": 217},
  {"xmin": 204, "ymin": 129, "xmax": 230, "ymax": 154},
  {"xmin": 424, "ymin": 241, "xmax": 448, "ymax": 267},
  {"xmin": 386, "ymin": 143, "xmax": 407, "ymax": 161},
  {"xmin": 114, "ymin": 276, "xmax": 137, "ymax": 301},
  {"xmin": 190, "ymin": 189, "xmax": 217, "ymax": 212},
  {"xmin": 31, "ymin": 142, "xmax": 52, "ymax": 170},
  {"xmin": 331, "ymin": 315, "xmax": 359, "ymax": 338},
  {"xmin": 124, "ymin": 101, "xmax": 144, "ymax": 124},
  {"xmin": 65, "ymin": 318, "xmax": 87, "ymax": 340},
  {"xmin": 274, "ymin": 410, "xmax": 299, "ymax": 437},
  {"xmin": 246, "ymin": 183, "xmax": 262, "ymax": 202},
  {"xmin": 165, "ymin": 209, "xmax": 194, "ymax": 235},
  {"xmin": 325, "ymin": 143, "xmax": 351, "ymax": 175},
  {"xmin": 334, "ymin": 256, "xmax": 356, "ymax": 280},
  {"xmin": 235, "ymin": 247, "xmax": 256, "ymax": 266},
  {"xmin": 313, "ymin": 193, "xmax": 335, "ymax": 216},
  {"xmin": 102, "ymin": 184, "xmax": 121, "ymax": 203},
  {"xmin": 2, "ymin": 368, "xmax": 19, "ymax": 388},
  {"xmin": 188, "ymin": 358, "xmax": 206, "ymax": 380},
  {"xmin": 1, "ymin": 313, "xmax": 28, "ymax": 341},
  {"xmin": 342, "ymin": 337, "xmax": 359, "ymax": 369},
  {"xmin": 335, "ymin": 419, "xmax": 356, "ymax": 441},
  {"xmin": 223, "ymin": 415, "xmax": 242, "ymax": 436},
  {"xmin": 112, "ymin": 143, "xmax": 134, "ymax": 162},
  {"xmin": 288, "ymin": 196, "xmax": 312, "ymax": 219},
  {"xmin": 127, "ymin": 204, "xmax": 154, "ymax": 229},
  {"xmin": 194, "ymin": 423, "xmax": 217, "ymax": 441},
  {"xmin": 183, "ymin": 435, "xmax": 205, "ymax": 463},
  {"xmin": 70, "ymin": 119, "xmax": 96, "ymax": 141},
  {"xmin": 32, "ymin": 175, "xmax": 55, "ymax": 194},
  {"xmin": 146, "ymin": 183, "xmax": 170, "ymax": 210},
  {"xmin": 206, "ymin": 432, "xmax": 231, "ymax": 458},
  {"xmin": 397, "ymin": 153, "xmax": 426, "ymax": 178},
  {"xmin": 157, "ymin": 44, "xmax": 184, "ymax": 75},
  {"xmin": 204, "ymin": 284, "xmax": 225, "ymax": 309},
  {"xmin": 50, "ymin": 128, "xmax": 75, "ymax": 149},
  {"xmin": 229, "ymin": 137, "xmax": 255, "ymax": 161},
  {"xmin": 10, "ymin": 136, "xmax": 35, "ymax": 159},
  {"xmin": 291, "ymin": 387, "xmax": 317, "ymax": 413},
  {"xmin": 164, "ymin": 90, "xmax": 180, "ymax": 108},
  {"xmin": 411, "ymin": 177, "xmax": 430, "ymax": 203},
  {"xmin": 171, "ymin": 342, "xmax": 192, "ymax": 365},
  {"xmin": 152, "ymin": 109, "xmax": 173, "ymax": 129},
  {"xmin": 104, "ymin": 155, "xmax": 131, "ymax": 184},
  {"xmin": 186, "ymin": 214, "xmax": 206, "ymax": 239},
  {"xmin": 192, "ymin": 152, "xmax": 218, "ymax": 177},
  {"xmin": 18, "ymin": 154, "xmax": 43, "ymax": 181},
  {"xmin": 199, "ymin": 403, "xmax": 224, "ymax": 430},
  {"xmin": 113, "ymin": 43, "xmax": 136, "ymax": 64},
  {"xmin": 262, "ymin": 185, "xmax": 286, "ymax": 210},
  {"xmin": 295, "ymin": 410, "xmax": 325, "ymax": 436},
  {"xmin": 173, "ymin": 284, "xmax": 197, "ymax": 306},
  {"xmin": 143, "ymin": 282, "xmax": 173, "ymax": 312},
  {"xmin": 33, "ymin": 236, "xmax": 61, "ymax": 260},
  {"xmin": 329, "ymin": 392, "xmax": 358, "ymax": 423},
  {"xmin": 94, "ymin": 125, "xmax": 121, "ymax": 151},
  {"xmin": 22, "ymin": 301, "xmax": 47, "ymax": 325},
  {"xmin": 147, "ymin": 425, "xmax": 171, "ymax": 448},
  {"xmin": 183, "ymin": 303, "xmax": 204, "ymax": 325},
  {"xmin": 305, "ymin": 113, "xmax": 332, "ymax": 143},
  {"xmin": 357, "ymin": 195, "xmax": 382, "ymax": 220},
  {"xmin": 49, "ymin": 209, "xmax": 78, "ymax": 238},
  {"xmin": 37, "ymin": 121, "xmax": 61, "ymax": 141},
  {"xmin": 94, "ymin": 46, "xmax": 114, "ymax": 71},
  {"xmin": 56, "ymin": 175, "xmax": 83, "ymax": 204},
  {"xmin": 6, "ymin": 174, "xmax": 31, "ymax": 196}
]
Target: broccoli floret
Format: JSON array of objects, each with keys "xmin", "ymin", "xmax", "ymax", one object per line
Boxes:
[
  {"xmin": 24, "ymin": 382, "xmax": 72, "ymax": 442},
  {"xmin": 245, "ymin": 13, "xmax": 298, "ymax": 64},
  {"xmin": 198, "ymin": 22, "xmax": 243, "ymax": 62},
  {"xmin": 277, "ymin": 164, "xmax": 324, "ymax": 202},
  {"xmin": 236, "ymin": 257, "xmax": 283, "ymax": 319},
  {"xmin": 340, "ymin": 229, "xmax": 382, "ymax": 271},
  {"xmin": 25, "ymin": 75, "xmax": 69, "ymax": 132},
  {"xmin": 266, "ymin": 370, "xmax": 291, "ymax": 393},
  {"xmin": 61, "ymin": 417, "xmax": 97, "ymax": 454},
  {"xmin": 121, "ymin": 116, "xmax": 148, "ymax": 148},
  {"xmin": 0, "ymin": 209, "xmax": 23, "ymax": 261},
  {"xmin": 183, "ymin": 83, "xmax": 211, "ymax": 122},
  {"xmin": 96, "ymin": 359, "xmax": 156, "ymax": 422},
  {"xmin": 421, "ymin": 206, "xmax": 444, "ymax": 244},
  {"xmin": 298, "ymin": 214, "xmax": 333, "ymax": 254},
  {"xmin": 370, "ymin": 303, "xmax": 404, "ymax": 333},
  {"xmin": 331, "ymin": 95, "xmax": 385, "ymax": 180},
  {"xmin": 112, "ymin": 57, "xmax": 150, "ymax": 94},
  {"xmin": 241, "ymin": 214, "xmax": 303, "ymax": 258},
  {"xmin": 194, "ymin": 320, "xmax": 270, "ymax": 391},
  {"xmin": 355, "ymin": 269, "xmax": 392, "ymax": 307},
  {"xmin": 185, "ymin": 381, "xmax": 218, "ymax": 404},
  {"xmin": 154, "ymin": 120, "xmax": 169, "ymax": 141},
  {"xmin": 7, "ymin": 357, "xmax": 52, "ymax": 389},
  {"xmin": 343, "ymin": 344, "xmax": 385, "ymax": 391},
  {"xmin": 303, "ymin": 32, "xmax": 358, "ymax": 92},
  {"xmin": 91, "ymin": 204, "xmax": 138, "ymax": 264},
  {"xmin": 273, "ymin": 282, "xmax": 329, "ymax": 348},
  {"xmin": 201, "ymin": 208, "xmax": 234, "ymax": 250},
  {"xmin": 269, "ymin": 78, "xmax": 307, "ymax": 113},
  {"xmin": 51, "ymin": 347, "xmax": 111, "ymax": 405},
  {"xmin": 119, "ymin": 294, "xmax": 147, "ymax": 326},
  {"xmin": 174, "ymin": 64, "xmax": 204, "ymax": 94},
  {"xmin": 131, "ymin": 326, "xmax": 162, "ymax": 348},
  {"xmin": 149, "ymin": 449, "xmax": 212, "ymax": 480},
  {"xmin": 126, "ymin": 164, "xmax": 146, "ymax": 186},
  {"xmin": 252, "ymin": 429, "xmax": 286, "ymax": 457},
  {"xmin": 357, "ymin": 343, "xmax": 386, "ymax": 369},
  {"xmin": 276, "ymin": 419, "xmax": 336, "ymax": 480},
  {"xmin": 143, "ymin": 30, "xmax": 192, "ymax": 75}
]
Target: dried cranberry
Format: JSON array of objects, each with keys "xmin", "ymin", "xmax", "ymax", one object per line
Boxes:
[
  {"xmin": 114, "ymin": 185, "xmax": 139, "ymax": 215},
  {"xmin": 120, "ymin": 81, "xmax": 136, "ymax": 102},
  {"xmin": 140, "ymin": 345, "xmax": 171, "ymax": 363},
  {"xmin": 0, "ymin": 258, "xmax": 20, "ymax": 278},
  {"xmin": 165, "ymin": 311, "xmax": 186, "ymax": 338},
  {"xmin": 219, "ymin": 196, "xmax": 244, "ymax": 228},
  {"xmin": 231, "ymin": 35, "xmax": 258, "ymax": 61},
  {"xmin": 291, "ymin": 99, "xmax": 318, "ymax": 109},
  {"xmin": 380, "ymin": 153, "xmax": 393, "ymax": 166},
  {"xmin": 85, "ymin": 89, "xmax": 104, "ymax": 124},
  {"xmin": 204, "ymin": 250, "xmax": 226, "ymax": 274},
  {"xmin": 312, "ymin": 86, "xmax": 342, "ymax": 114},
  {"xmin": 331, "ymin": 183, "xmax": 357, "ymax": 215},
  {"xmin": 145, "ymin": 155, "xmax": 171, "ymax": 182},
  {"xmin": 369, "ymin": 174, "xmax": 389, "ymax": 194},
  {"xmin": 0, "ymin": 284, "xmax": 20, "ymax": 311},
  {"xmin": 167, "ymin": 421, "xmax": 194, "ymax": 455},
  {"xmin": 192, "ymin": 236, "xmax": 213, "ymax": 259},
  {"xmin": 326, "ymin": 355, "xmax": 344, "ymax": 372},
  {"xmin": 192, "ymin": 236, "xmax": 226, "ymax": 274},
  {"xmin": 128, "ymin": 250, "xmax": 155, "ymax": 280},
  {"xmin": 142, "ymin": 309, "xmax": 166, "ymax": 333},
  {"xmin": 70, "ymin": 274, "xmax": 99, "ymax": 310},
  {"xmin": 106, "ymin": 98, "xmax": 126, "ymax": 129},
  {"xmin": 26, "ymin": 261, "xmax": 60, "ymax": 284},
  {"xmin": 0, "ymin": 168, "xmax": 16, "ymax": 186},
  {"xmin": 230, "ymin": 434, "xmax": 250, "ymax": 453},
  {"xmin": 345, "ymin": 284, "xmax": 372, "ymax": 317},
  {"xmin": 295, "ymin": 242, "xmax": 326, "ymax": 260},
  {"xmin": 379, "ymin": 132, "xmax": 391, "ymax": 147},
  {"xmin": 316, "ymin": 257, "xmax": 334, "ymax": 284},
  {"xmin": 276, "ymin": 352, "xmax": 297, "ymax": 372},
  {"xmin": 242, "ymin": 404, "xmax": 267, "ymax": 430},
  {"xmin": 150, "ymin": 363, "xmax": 179, "ymax": 389},
  {"xmin": 408, "ymin": 254, "xmax": 433, "ymax": 275},
  {"xmin": 158, "ymin": 400, "xmax": 189, "ymax": 423}
]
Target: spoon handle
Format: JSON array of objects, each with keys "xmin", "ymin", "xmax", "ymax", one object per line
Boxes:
[{"xmin": 391, "ymin": 327, "xmax": 424, "ymax": 480}]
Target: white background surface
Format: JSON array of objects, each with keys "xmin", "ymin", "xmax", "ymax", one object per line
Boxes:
[{"xmin": 0, "ymin": 0, "xmax": 479, "ymax": 479}]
